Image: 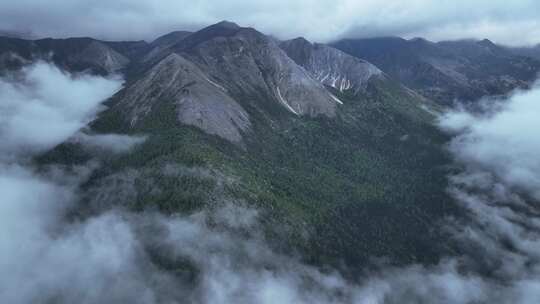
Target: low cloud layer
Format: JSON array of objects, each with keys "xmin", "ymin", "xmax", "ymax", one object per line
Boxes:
[
  {"xmin": 0, "ymin": 165, "xmax": 157, "ymax": 304},
  {"xmin": 0, "ymin": 62, "xmax": 122, "ymax": 158},
  {"xmin": 433, "ymin": 84, "xmax": 540, "ymax": 303},
  {"xmin": 0, "ymin": 1, "xmax": 539, "ymax": 46},
  {"xmin": 440, "ymin": 84, "xmax": 540, "ymax": 200},
  {"xmin": 0, "ymin": 62, "xmax": 154, "ymax": 303}
]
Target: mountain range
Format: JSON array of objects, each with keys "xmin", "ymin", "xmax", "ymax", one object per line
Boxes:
[
  {"xmin": 2, "ymin": 21, "xmax": 540, "ymax": 274},
  {"xmin": 332, "ymin": 37, "xmax": 540, "ymax": 105}
]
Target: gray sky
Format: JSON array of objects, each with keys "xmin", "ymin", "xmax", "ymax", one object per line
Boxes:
[{"xmin": 1, "ymin": 0, "xmax": 539, "ymax": 46}]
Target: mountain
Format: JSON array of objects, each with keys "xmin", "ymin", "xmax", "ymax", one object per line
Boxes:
[
  {"xmin": 32, "ymin": 21, "xmax": 460, "ymax": 274},
  {"xmin": 280, "ymin": 37, "xmax": 384, "ymax": 95},
  {"xmin": 174, "ymin": 21, "xmax": 340, "ymax": 117},
  {"xmin": 116, "ymin": 52, "xmax": 252, "ymax": 143},
  {"xmin": 0, "ymin": 36, "xmax": 133, "ymax": 74},
  {"xmin": 12, "ymin": 21, "xmax": 539, "ymax": 273},
  {"xmin": 0, "ymin": 29, "xmax": 35, "ymax": 39},
  {"xmin": 3, "ymin": 18, "xmax": 540, "ymax": 302},
  {"xmin": 332, "ymin": 37, "xmax": 540, "ymax": 105}
]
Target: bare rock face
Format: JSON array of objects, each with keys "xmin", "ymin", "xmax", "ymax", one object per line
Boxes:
[
  {"xmin": 174, "ymin": 22, "xmax": 339, "ymax": 117},
  {"xmin": 117, "ymin": 53, "xmax": 250, "ymax": 143},
  {"xmin": 280, "ymin": 37, "xmax": 383, "ymax": 95}
]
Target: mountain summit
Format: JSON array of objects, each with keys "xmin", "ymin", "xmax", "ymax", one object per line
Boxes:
[{"xmin": 106, "ymin": 21, "xmax": 357, "ymax": 142}]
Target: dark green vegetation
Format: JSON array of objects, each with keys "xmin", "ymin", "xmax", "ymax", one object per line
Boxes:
[{"xmin": 40, "ymin": 76, "xmax": 461, "ymax": 274}]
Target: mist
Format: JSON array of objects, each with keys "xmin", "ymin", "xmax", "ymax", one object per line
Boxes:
[
  {"xmin": 0, "ymin": 62, "xmax": 122, "ymax": 158},
  {"xmin": 434, "ymin": 83, "xmax": 540, "ymax": 303},
  {"xmin": 440, "ymin": 85, "xmax": 540, "ymax": 200},
  {"xmin": 0, "ymin": 62, "xmax": 156, "ymax": 303},
  {"xmin": 0, "ymin": 1, "xmax": 539, "ymax": 46}
]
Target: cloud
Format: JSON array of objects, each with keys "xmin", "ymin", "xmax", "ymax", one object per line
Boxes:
[
  {"xmin": 0, "ymin": 62, "xmax": 122, "ymax": 158},
  {"xmin": 0, "ymin": 166, "xmax": 160, "ymax": 304},
  {"xmin": 440, "ymin": 84, "xmax": 540, "ymax": 200},
  {"xmin": 0, "ymin": 63, "xmax": 164, "ymax": 304},
  {"xmin": 429, "ymin": 83, "xmax": 540, "ymax": 303},
  {"xmin": 71, "ymin": 132, "xmax": 146, "ymax": 153},
  {"xmin": 0, "ymin": 0, "xmax": 539, "ymax": 46}
]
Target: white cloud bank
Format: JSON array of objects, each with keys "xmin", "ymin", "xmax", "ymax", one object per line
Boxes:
[
  {"xmin": 0, "ymin": 62, "xmax": 122, "ymax": 158},
  {"xmin": 0, "ymin": 0, "xmax": 539, "ymax": 46},
  {"xmin": 440, "ymin": 84, "xmax": 540, "ymax": 200},
  {"xmin": 0, "ymin": 62, "xmax": 156, "ymax": 303},
  {"xmin": 432, "ymin": 83, "xmax": 540, "ymax": 303}
]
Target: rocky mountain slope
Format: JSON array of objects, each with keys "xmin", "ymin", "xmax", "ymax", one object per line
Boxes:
[
  {"xmin": 332, "ymin": 37, "xmax": 540, "ymax": 105},
  {"xmin": 118, "ymin": 52, "xmax": 252, "ymax": 143},
  {"xmin": 280, "ymin": 37, "xmax": 383, "ymax": 95},
  {"xmin": 103, "ymin": 22, "xmax": 351, "ymax": 144}
]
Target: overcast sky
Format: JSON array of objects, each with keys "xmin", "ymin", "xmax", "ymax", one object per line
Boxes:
[{"xmin": 1, "ymin": 1, "xmax": 539, "ymax": 46}]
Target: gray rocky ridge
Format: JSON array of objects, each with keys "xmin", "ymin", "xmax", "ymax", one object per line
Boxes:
[
  {"xmin": 280, "ymin": 37, "xmax": 383, "ymax": 95},
  {"xmin": 117, "ymin": 53, "xmax": 250, "ymax": 143},
  {"xmin": 113, "ymin": 22, "xmax": 374, "ymax": 143}
]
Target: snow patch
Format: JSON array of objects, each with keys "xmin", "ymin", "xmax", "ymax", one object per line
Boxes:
[
  {"xmin": 276, "ymin": 87, "xmax": 299, "ymax": 115},
  {"xmin": 329, "ymin": 93, "xmax": 343, "ymax": 105},
  {"xmin": 202, "ymin": 74, "xmax": 227, "ymax": 91}
]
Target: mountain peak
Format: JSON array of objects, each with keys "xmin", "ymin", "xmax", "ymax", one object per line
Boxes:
[
  {"xmin": 173, "ymin": 20, "xmax": 245, "ymax": 51},
  {"xmin": 478, "ymin": 38, "xmax": 496, "ymax": 48},
  {"xmin": 280, "ymin": 37, "xmax": 312, "ymax": 53},
  {"xmin": 410, "ymin": 37, "xmax": 430, "ymax": 44},
  {"xmin": 480, "ymin": 38, "xmax": 493, "ymax": 43},
  {"xmin": 290, "ymin": 37, "xmax": 311, "ymax": 44},
  {"xmin": 212, "ymin": 20, "xmax": 241, "ymax": 29}
]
